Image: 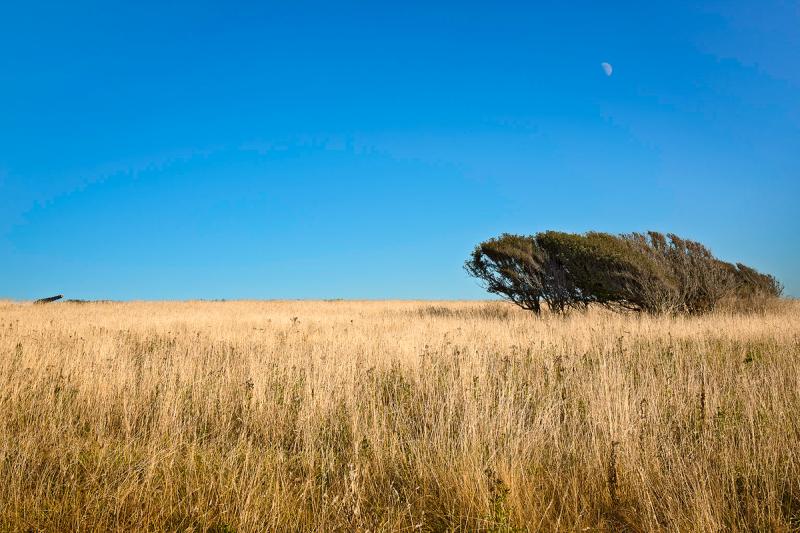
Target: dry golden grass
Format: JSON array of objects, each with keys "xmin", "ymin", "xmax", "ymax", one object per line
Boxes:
[{"xmin": 1, "ymin": 299, "xmax": 799, "ymax": 531}]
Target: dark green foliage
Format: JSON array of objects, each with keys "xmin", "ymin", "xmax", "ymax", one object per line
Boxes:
[
  {"xmin": 466, "ymin": 230, "xmax": 782, "ymax": 315},
  {"xmin": 536, "ymin": 231, "xmax": 666, "ymax": 313}
]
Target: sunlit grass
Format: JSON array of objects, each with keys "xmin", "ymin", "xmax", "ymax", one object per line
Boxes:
[{"xmin": 1, "ymin": 299, "xmax": 798, "ymax": 531}]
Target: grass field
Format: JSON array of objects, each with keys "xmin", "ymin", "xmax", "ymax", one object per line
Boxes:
[{"xmin": 1, "ymin": 300, "xmax": 799, "ymax": 531}]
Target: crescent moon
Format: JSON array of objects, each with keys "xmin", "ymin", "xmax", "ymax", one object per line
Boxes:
[{"xmin": 601, "ymin": 62, "xmax": 613, "ymax": 76}]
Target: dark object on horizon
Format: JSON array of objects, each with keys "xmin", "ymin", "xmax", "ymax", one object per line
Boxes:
[
  {"xmin": 466, "ymin": 231, "xmax": 782, "ymax": 315},
  {"xmin": 34, "ymin": 294, "xmax": 63, "ymax": 304}
]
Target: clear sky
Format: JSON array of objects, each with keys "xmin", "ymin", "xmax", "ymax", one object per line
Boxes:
[{"xmin": 1, "ymin": 1, "xmax": 798, "ymax": 300}]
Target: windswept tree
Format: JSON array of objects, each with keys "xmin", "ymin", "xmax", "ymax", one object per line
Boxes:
[
  {"xmin": 535, "ymin": 231, "xmax": 661, "ymax": 313},
  {"xmin": 464, "ymin": 233, "xmax": 584, "ymax": 314},
  {"xmin": 732, "ymin": 263, "xmax": 783, "ymax": 297},
  {"xmin": 464, "ymin": 234, "xmax": 548, "ymax": 313},
  {"xmin": 621, "ymin": 231, "xmax": 736, "ymax": 314},
  {"xmin": 466, "ymin": 230, "xmax": 782, "ymax": 316}
]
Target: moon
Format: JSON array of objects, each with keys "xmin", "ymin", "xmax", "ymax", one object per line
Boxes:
[{"xmin": 601, "ymin": 62, "xmax": 613, "ymax": 76}]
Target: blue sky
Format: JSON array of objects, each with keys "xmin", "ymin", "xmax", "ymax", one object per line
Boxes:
[{"xmin": 1, "ymin": 1, "xmax": 798, "ymax": 299}]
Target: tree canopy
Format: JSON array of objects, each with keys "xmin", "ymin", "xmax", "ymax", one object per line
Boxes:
[{"xmin": 466, "ymin": 231, "xmax": 782, "ymax": 315}]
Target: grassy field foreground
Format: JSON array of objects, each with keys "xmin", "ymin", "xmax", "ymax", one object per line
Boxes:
[{"xmin": 1, "ymin": 300, "xmax": 799, "ymax": 531}]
